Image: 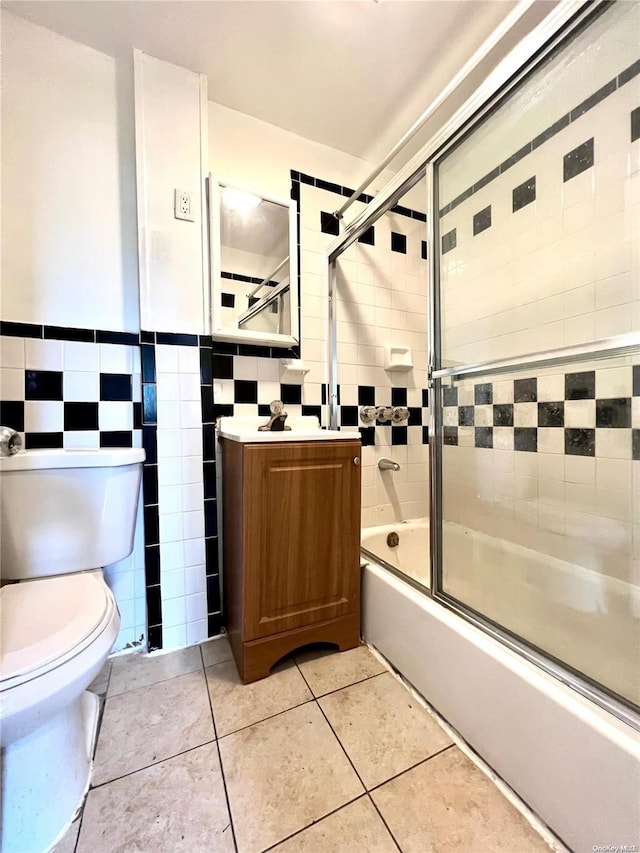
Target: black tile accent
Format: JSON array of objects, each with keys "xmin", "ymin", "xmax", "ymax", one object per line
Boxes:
[
  {"xmin": 475, "ymin": 427, "xmax": 493, "ymax": 449},
  {"xmin": 563, "ymin": 138, "xmax": 594, "ymax": 182},
  {"xmin": 514, "ymin": 377, "xmax": 537, "ymax": 403},
  {"xmin": 421, "ymin": 240, "xmax": 428, "ymax": 260},
  {"xmin": 570, "ymin": 80, "xmax": 616, "ymax": 122},
  {"xmin": 100, "ymin": 373, "xmax": 132, "ymax": 401},
  {"xmin": 538, "ymin": 401, "xmax": 564, "ymax": 428},
  {"xmin": 443, "ymin": 426, "xmax": 458, "ymax": 446},
  {"xmin": 142, "ymin": 384, "xmax": 157, "ymax": 425},
  {"xmin": 204, "ymin": 462, "xmax": 216, "ymax": 500},
  {"xmin": 25, "ymin": 431, "xmax": 63, "ymax": 450},
  {"xmin": 619, "ymin": 58, "xmax": 640, "ymax": 87},
  {"xmin": 208, "ymin": 613, "xmax": 223, "ymax": 637},
  {"xmin": 391, "ymin": 426, "xmax": 407, "ymax": 446},
  {"xmin": 499, "ymin": 142, "xmax": 532, "ymax": 173},
  {"xmin": 146, "ymin": 585, "xmax": 162, "ymax": 627},
  {"xmin": 565, "ymin": 428, "xmax": 595, "ymax": 457},
  {"xmin": 144, "ymin": 545, "xmax": 160, "ymax": 586},
  {"xmin": 96, "ymin": 330, "xmax": 139, "ymax": 345},
  {"xmin": 142, "ymin": 426, "xmax": 157, "ymax": 464},
  {"xmin": 459, "ymin": 406, "xmax": 474, "ymax": 426},
  {"xmin": 360, "ymin": 427, "xmax": 375, "ymax": 447},
  {"xmin": 493, "ymin": 404, "xmax": 514, "ymax": 427},
  {"xmin": 512, "ymin": 176, "xmax": 536, "ymax": 212},
  {"xmin": 281, "ymin": 384, "xmax": 302, "ymax": 405},
  {"xmin": 446, "ymin": 186, "xmax": 473, "ymax": 214},
  {"xmin": 391, "ymin": 388, "xmax": 407, "ymax": 407},
  {"xmin": 634, "ymin": 366, "xmax": 640, "ymax": 396},
  {"xmin": 234, "ymin": 380, "xmax": 258, "ymax": 405},
  {"xmin": 199, "ymin": 335, "xmax": 213, "ymax": 348},
  {"xmin": 147, "ymin": 624, "xmax": 163, "ymax": 651},
  {"xmin": 203, "ymin": 423, "xmax": 216, "ymax": 462},
  {"xmin": 0, "ymin": 320, "xmax": 43, "ymax": 338},
  {"xmin": 321, "ymin": 385, "xmax": 327, "ymax": 406},
  {"xmin": 408, "ymin": 407, "xmax": 422, "ymax": 425},
  {"xmin": 141, "ymin": 345, "xmax": 156, "ymax": 383},
  {"xmin": 213, "ymin": 404, "xmax": 233, "ymax": 422},
  {"xmin": 212, "ymin": 354, "xmax": 234, "ymax": 380},
  {"xmin": 441, "ymin": 229, "xmax": 456, "ymax": 254},
  {"xmin": 316, "ymin": 178, "xmax": 342, "ymax": 194},
  {"xmin": 422, "ymin": 389, "xmax": 429, "ymax": 407},
  {"xmin": 258, "ymin": 404, "xmax": 271, "ymax": 418},
  {"xmin": 64, "ymin": 402, "xmax": 98, "ymax": 431},
  {"xmin": 248, "ymin": 296, "xmax": 259, "ymax": 309},
  {"xmin": 358, "ymin": 226, "xmax": 375, "ymax": 246},
  {"xmin": 143, "ymin": 465, "xmax": 158, "ymax": 506},
  {"xmin": 596, "ymin": 398, "xmax": 631, "ymax": 429},
  {"xmin": 565, "ymin": 371, "xmax": 595, "ymax": 400},
  {"xmin": 391, "ymin": 232, "xmax": 407, "ymax": 254},
  {"xmin": 143, "ymin": 504, "xmax": 160, "ymax": 545},
  {"xmin": 422, "ymin": 426, "xmax": 430, "ymax": 445},
  {"xmin": 206, "ymin": 574, "xmax": 221, "ymax": 608},
  {"xmin": 514, "ymin": 427, "xmax": 537, "ymax": 453},
  {"xmin": 44, "ymin": 325, "xmax": 94, "ymax": 343},
  {"xmin": 155, "ymin": 332, "xmax": 198, "ymax": 347},
  {"xmin": 25, "ymin": 370, "xmax": 63, "ymax": 401},
  {"xmin": 201, "ymin": 386, "xmax": 214, "ymax": 423},
  {"xmin": 204, "ymin": 499, "xmax": 217, "ymax": 538},
  {"xmin": 340, "ymin": 406, "xmax": 358, "ymax": 427},
  {"xmin": 100, "ymin": 431, "xmax": 133, "ymax": 448},
  {"xmin": 301, "ymin": 405, "xmax": 322, "ymax": 421},
  {"xmin": 140, "ymin": 331, "xmax": 155, "ymax": 344},
  {"xmin": 133, "ymin": 402, "xmax": 143, "ymax": 430},
  {"xmin": 290, "ymin": 181, "xmax": 300, "ymax": 202},
  {"xmin": 205, "ymin": 537, "xmax": 219, "ymax": 575},
  {"xmin": 0, "ymin": 401, "xmax": 24, "ymax": 431},
  {"xmin": 221, "ymin": 292, "xmax": 235, "ymax": 308},
  {"xmin": 632, "ymin": 106, "xmax": 640, "ymax": 143},
  {"xmin": 320, "ymin": 212, "xmax": 340, "ymax": 236},
  {"xmin": 474, "ymin": 383, "xmax": 492, "ymax": 405},
  {"xmin": 472, "ymin": 167, "xmax": 500, "ymax": 194},
  {"xmin": 473, "ymin": 206, "xmax": 491, "ymax": 236},
  {"xmin": 199, "ymin": 348, "xmax": 212, "ymax": 386},
  {"xmin": 531, "ymin": 114, "xmax": 570, "ymax": 151},
  {"xmin": 358, "ymin": 386, "xmax": 375, "ymax": 406},
  {"xmin": 633, "ymin": 429, "xmax": 640, "ymax": 461},
  {"xmin": 443, "ymin": 386, "xmax": 458, "ymax": 407},
  {"xmin": 212, "ymin": 341, "xmax": 238, "ymax": 356}
]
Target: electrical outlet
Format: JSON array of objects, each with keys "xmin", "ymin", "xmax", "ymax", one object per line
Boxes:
[{"xmin": 174, "ymin": 189, "xmax": 195, "ymax": 222}]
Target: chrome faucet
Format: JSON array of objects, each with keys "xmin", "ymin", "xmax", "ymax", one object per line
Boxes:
[
  {"xmin": 378, "ymin": 457, "xmax": 400, "ymax": 471},
  {"xmin": 258, "ymin": 400, "xmax": 291, "ymax": 432}
]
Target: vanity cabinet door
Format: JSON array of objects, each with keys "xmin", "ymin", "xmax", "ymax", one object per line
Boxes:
[{"xmin": 243, "ymin": 440, "xmax": 361, "ymax": 641}]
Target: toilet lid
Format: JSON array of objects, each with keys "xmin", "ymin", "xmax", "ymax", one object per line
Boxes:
[{"xmin": 0, "ymin": 573, "xmax": 112, "ymax": 685}]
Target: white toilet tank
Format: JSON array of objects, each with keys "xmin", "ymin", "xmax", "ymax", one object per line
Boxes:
[{"xmin": 0, "ymin": 448, "xmax": 145, "ymax": 580}]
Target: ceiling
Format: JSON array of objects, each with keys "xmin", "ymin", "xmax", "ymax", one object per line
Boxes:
[{"xmin": 2, "ymin": 0, "xmax": 557, "ymax": 167}]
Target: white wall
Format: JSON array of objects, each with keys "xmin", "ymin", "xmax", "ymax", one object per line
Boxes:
[
  {"xmin": 0, "ymin": 10, "xmax": 139, "ymax": 332},
  {"xmin": 134, "ymin": 52, "xmax": 208, "ymax": 335}
]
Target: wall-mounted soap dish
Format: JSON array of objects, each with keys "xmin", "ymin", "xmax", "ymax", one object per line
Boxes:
[{"xmin": 384, "ymin": 345, "xmax": 413, "ymax": 372}]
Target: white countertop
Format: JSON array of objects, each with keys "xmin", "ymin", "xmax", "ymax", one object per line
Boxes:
[{"xmin": 217, "ymin": 415, "xmax": 358, "ymax": 443}]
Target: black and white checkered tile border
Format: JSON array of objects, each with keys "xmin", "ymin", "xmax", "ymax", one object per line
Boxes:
[{"xmin": 441, "ymin": 368, "xmax": 640, "ymax": 458}]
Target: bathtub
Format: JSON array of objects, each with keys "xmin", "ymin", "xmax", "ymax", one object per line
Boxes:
[{"xmin": 361, "ymin": 519, "xmax": 640, "ymax": 853}]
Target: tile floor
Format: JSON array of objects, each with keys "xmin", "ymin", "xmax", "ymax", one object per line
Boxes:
[{"xmin": 55, "ymin": 641, "xmax": 556, "ymax": 853}]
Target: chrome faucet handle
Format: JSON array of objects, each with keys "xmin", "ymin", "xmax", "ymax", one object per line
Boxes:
[
  {"xmin": 360, "ymin": 406, "xmax": 377, "ymax": 425},
  {"xmin": 391, "ymin": 407, "xmax": 409, "ymax": 423},
  {"xmin": 376, "ymin": 406, "xmax": 394, "ymax": 424}
]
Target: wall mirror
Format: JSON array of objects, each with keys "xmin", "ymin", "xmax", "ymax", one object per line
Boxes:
[{"xmin": 208, "ymin": 177, "xmax": 299, "ymax": 348}]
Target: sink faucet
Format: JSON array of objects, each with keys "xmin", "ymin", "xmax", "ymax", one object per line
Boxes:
[
  {"xmin": 378, "ymin": 457, "xmax": 400, "ymax": 471},
  {"xmin": 258, "ymin": 400, "xmax": 291, "ymax": 432}
]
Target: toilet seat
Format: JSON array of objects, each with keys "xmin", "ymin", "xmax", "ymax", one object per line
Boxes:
[{"xmin": 0, "ymin": 572, "xmax": 116, "ymax": 692}]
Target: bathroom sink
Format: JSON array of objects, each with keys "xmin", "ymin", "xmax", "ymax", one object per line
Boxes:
[{"xmin": 217, "ymin": 415, "xmax": 355, "ymax": 443}]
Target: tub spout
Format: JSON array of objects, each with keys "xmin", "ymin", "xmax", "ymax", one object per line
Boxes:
[{"xmin": 378, "ymin": 457, "xmax": 400, "ymax": 471}]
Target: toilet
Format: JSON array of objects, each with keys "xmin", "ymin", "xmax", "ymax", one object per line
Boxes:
[{"xmin": 0, "ymin": 447, "xmax": 145, "ymax": 853}]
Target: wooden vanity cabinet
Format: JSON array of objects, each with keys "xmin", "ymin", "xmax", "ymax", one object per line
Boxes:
[{"xmin": 220, "ymin": 438, "xmax": 362, "ymax": 683}]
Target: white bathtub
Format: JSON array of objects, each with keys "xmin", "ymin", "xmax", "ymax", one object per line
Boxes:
[{"xmin": 361, "ymin": 519, "xmax": 640, "ymax": 853}]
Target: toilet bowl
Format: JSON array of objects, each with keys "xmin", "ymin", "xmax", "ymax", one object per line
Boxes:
[{"xmin": 0, "ymin": 447, "xmax": 144, "ymax": 853}]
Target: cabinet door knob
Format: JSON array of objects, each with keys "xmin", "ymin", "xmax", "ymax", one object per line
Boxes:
[{"xmin": 353, "ymin": 457, "xmax": 360, "ymax": 466}]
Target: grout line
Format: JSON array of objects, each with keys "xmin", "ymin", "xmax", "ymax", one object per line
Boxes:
[
  {"xmin": 259, "ymin": 793, "xmax": 370, "ymax": 853},
  {"xmin": 367, "ymin": 743, "xmax": 456, "ymax": 794},
  {"xmin": 105, "ymin": 663, "xmax": 203, "ymax": 700},
  {"xmin": 215, "ymin": 696, "xmax": 316, "ymax": 740},
  {"xmin": 295, "ymin": 662, "xmax": 403, "ymax": 853},
  {"xmin": 306, "ymin": 668, "xmax": 387, "ymax": 701},
  {"xmin": 89, "ymin": 738, "xmax": 218, "ymax": 791},
  {"xmin": 200, "ymin": 644, "xmax": 239, "ymax": 853}
]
